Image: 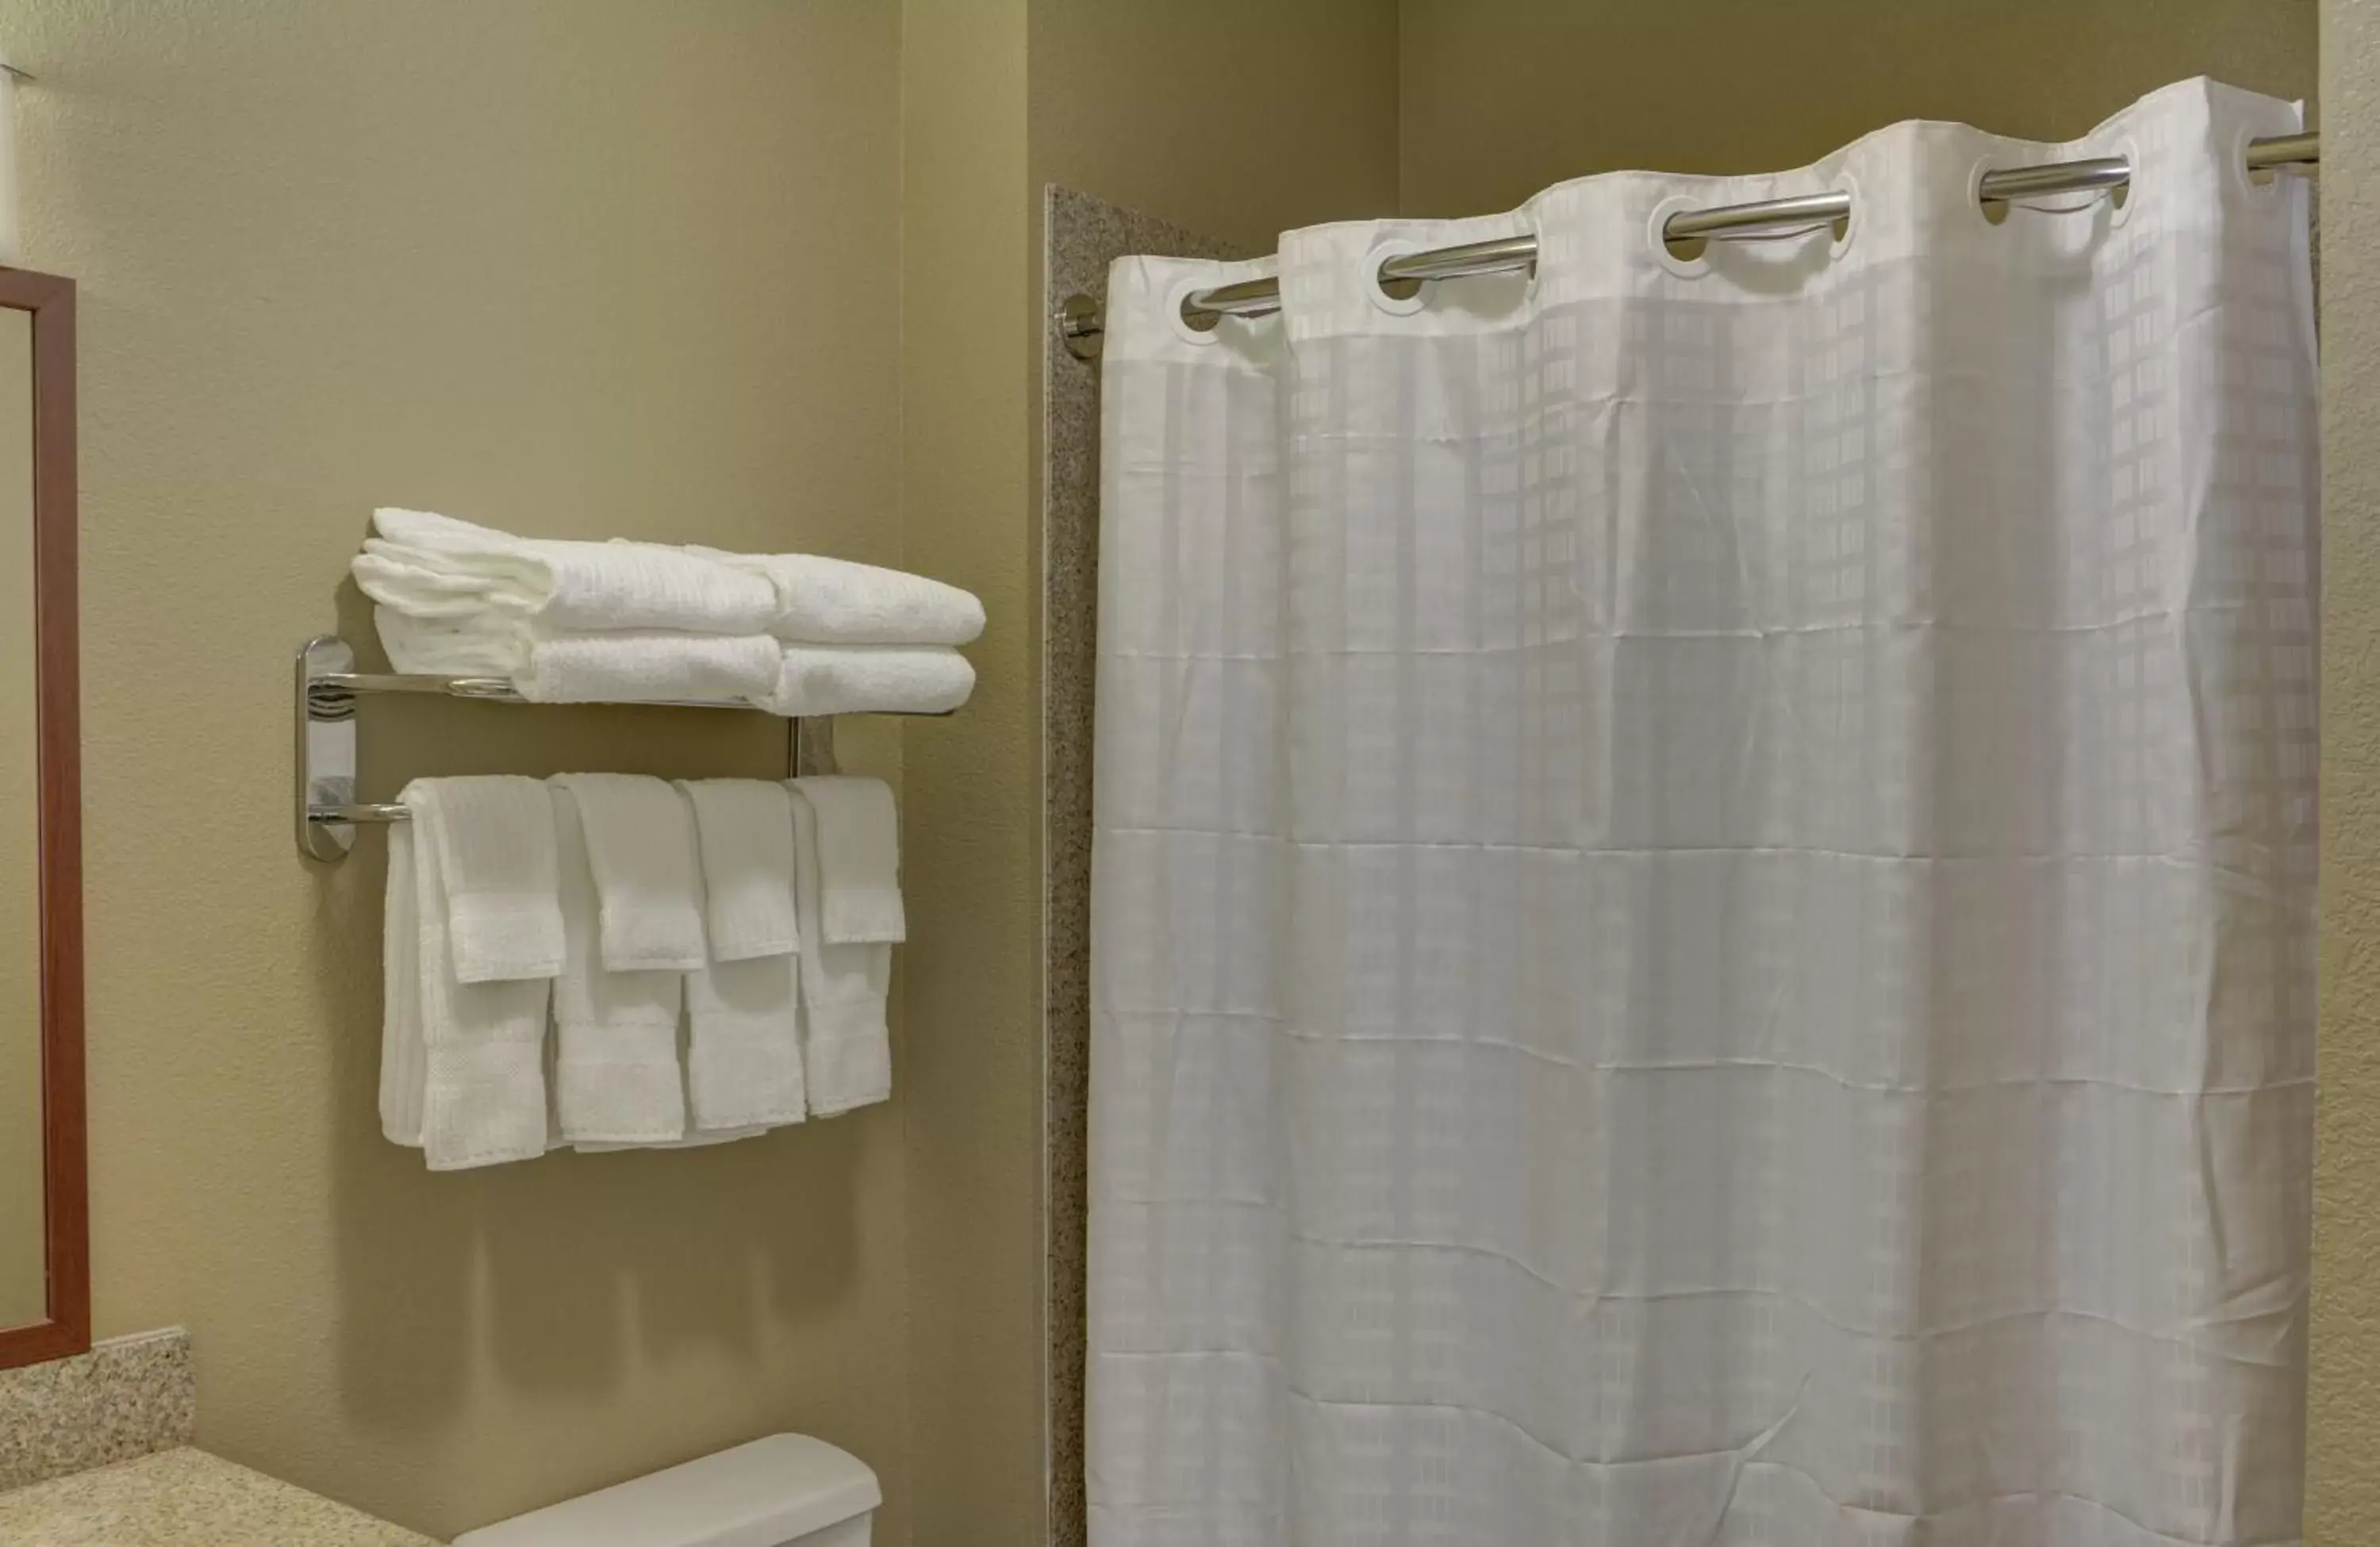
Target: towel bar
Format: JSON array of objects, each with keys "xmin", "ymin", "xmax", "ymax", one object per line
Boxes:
[{"xmin": 294, "ymin": 635, "xmax": 923, "ymax": 862}]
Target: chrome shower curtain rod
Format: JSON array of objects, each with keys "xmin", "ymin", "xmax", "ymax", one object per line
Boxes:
[{"xmin": 1057, "ymin": 130, "xmax": 2318, "ymax": 352}]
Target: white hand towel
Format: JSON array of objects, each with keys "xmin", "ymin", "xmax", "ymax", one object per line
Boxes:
[
  {"xmin": 787, "ymin": 776, "xmax": 905, "ymax": 944},
  {"xmin": 684, "ymin": 956, "xmax": 808, "ymax": 1131},
  {"xmin": 380, "ymin": 823, "xmax": 428, "ymax": 1147},
  {"xmin": 397, "ymin": 782, "xmax": 554, "ymax": 1170},
  {"xmin": 574, "ymin": 1126, "xmax": 767, "ymax": 1154},
  {"xmin": 409, "ymin": 776, "xmax": 564, "ymax": 983},
  {"xmin": 550, "ymin": 785, "xmax": 686, "ymax": 1145},
  {"xmin": 373, "ymin": 610, "xmax": 779, "ymax": 704},
  {"xmin": 549, "ymin": 774, "xmax": 709, "ymax": 972},
  {"xmin": 674, "ymin": 779, "xmax": 800, "ymax": 961},
  {"xmin": 687, "ymin": 547, "xmax": 985, "ymax": 646},
  {"xmin": 757, "ymin": 644, "xmax": 975, "ymax": 717},
  {"xmin": 363, "ymin": 509, "xmax": 778, "ymax": 635},
  {"xmin": 672, "ymin": 778, "xmax": 805, "ymax": 1130},
  {"xmin": 788, "ymin": 784, "xmax": 892, "ymax": 1115}
]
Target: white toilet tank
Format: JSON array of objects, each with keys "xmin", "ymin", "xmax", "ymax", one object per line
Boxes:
[{"xmin": 451, "ymin": 1434, "xmax": 880, "ymax": 1547}]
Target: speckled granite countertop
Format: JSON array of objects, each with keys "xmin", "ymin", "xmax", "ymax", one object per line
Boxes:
[{"xmin": 0, "ymin": 1447, "xmax": 440, "ymax": 1545}]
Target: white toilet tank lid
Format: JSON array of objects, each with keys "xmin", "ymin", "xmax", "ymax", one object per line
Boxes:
[{"xmin": 451, "ymin": 1434, "xmax": 881, "ymax": 1547}]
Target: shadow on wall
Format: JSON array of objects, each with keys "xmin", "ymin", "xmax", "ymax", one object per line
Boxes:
[{"xmin": 305, "ymin": 576, "xmax": 873, "ymax": 1492}]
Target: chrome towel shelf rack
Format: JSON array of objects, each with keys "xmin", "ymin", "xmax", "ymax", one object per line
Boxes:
[{"xmin": 294, "ymin": 634, "xmax": 932, "ymax": 862}]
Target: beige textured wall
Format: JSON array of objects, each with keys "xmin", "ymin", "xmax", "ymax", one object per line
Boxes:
[
  {"xmin": 1399, "ymin": 0, "xmax": 2316, "ymax": 215},
  {"xmin": 0, "ymin": 3, "xmax": 913, "ymax": 1540},
  {"xmin": 0, "ymin": 306, "xmax": 39, "ymax": 1333},
  {"xmin": 2313, "ymin": 4, "xmax": 2379, "ymax": 1539},
  {"xmin": 893, "ymin": 2, "xmax": 1043, "ymax": 1544},
  {"xmin": 1028, "ymin": 0, "xmax": 1401, "ymax": 251}
]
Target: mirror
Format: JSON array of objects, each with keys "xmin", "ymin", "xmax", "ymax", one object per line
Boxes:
[
  {"xmin": 0, "ymin": 265, "xmax": 83, "ymax": 1368},
  {"xmin": 0, "ymin": 302, "xmax": 38, "ymax": 1330}
]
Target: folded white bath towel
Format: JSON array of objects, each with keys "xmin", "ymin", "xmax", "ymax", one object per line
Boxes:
[
  {"xmin": 362, "ymin": 509, "xmax": 778, "ymax": 635},
  {"xmin": 788, "ymin": 776, "xmax": 905, "ymax": 945},
  {"xmin": 549, "ymin": 774, "xmax": 709, "ymax": 972},
  {"xmin": 688, "ymin": 547, "xmax": 985, "ymax": 646},
  {"xmin": 374, "ymin": 610, "xmax": 779, "ymax": 704},
  {"xmin": 674, "ymin": 780, "xmax": 800, "ymax": 961},
  {"xmin": 370, "ymin": 609, "xmax": 522, "ymax": 676},
  {"xmin": 351, "ymin": 540, "xmax": 539, "ymax": 624},
  {"xmin": 683, "ymin": 955, "xmax": 808, "ymax": 1131},
  {"xmin": 390, "ymin": 782, "xmax": 555, "ymax": 1170},
  {"xmin": 409, "ymin": 776, "xmax": 564, "ymax": 983},
  {"xmin": 788, "ymin": 784, "xmax": 892, "ymax": 1115},
  {"xmin": 513, "ymin": 632, "xmax": 781, "ymax": 704},
  {"xmin": 758, "ymin": 644, "xmax": 975, "ymax": 717},
  {"xmin": 549, "ymin": 785, "xmax": 686, "ymax": 1145}
]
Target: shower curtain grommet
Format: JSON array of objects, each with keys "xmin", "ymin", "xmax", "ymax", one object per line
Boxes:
[
  {"xmin": 2234, "ymin": 121, "xmax": 2294, "ymax": 195},
  {"xmin": 1967, "ymin": 155, "xmax": 2010, "ymax": 228},
  {"xmin": 1164, "ymin": 274, "xmax": 1226, "ymax": 345},
  {"xmin": 2108, "ymin": 136, "xmax": 2143, "ymax": 224},
  {"xmin": 1827, "ymin": 171, "xmax": 1861, "ymax": 255},
  {"xmin": 1646, "ymin": 194, "xmax": 1712, "ymax": 278},
  {"xmin": 1364, "ymin": 237, "xmax": 1433, "ymax": 316}
]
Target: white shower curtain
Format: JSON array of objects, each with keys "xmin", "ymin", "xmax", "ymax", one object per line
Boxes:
[{"xmin": 1086, "ymin": 78, "xmax": 2317, "ymax": 1547}]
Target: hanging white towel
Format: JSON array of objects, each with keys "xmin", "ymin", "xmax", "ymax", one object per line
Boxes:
[
  {"xmin": 757, "ymin": 644, "xmax": 975, "ymax": 717},
  {"xmin": 380, "ymin": 824, "xmax": 427, "ymax": 1148},
  {"xmin": 788, "ymin": 776, "xmax": 905, "ymax": 945},
  {"xmin": 574, "ymin": 1125, "xmax": 767, "ymax": 1154},
  {"xmin": 569, "ymin": 1021, "xmax": 768, "ymax": 1152},
  {"xmin": 359, "ymin": 509, "xmax": 779, "ymax": 635},
  {"xmin": 671, "ymin": 777, "xmax": 805, "ymax": 1130},
  {"xmin": 547, "ymin": 774, "xmax": 709, "ymax": 972},
  {"xmin": 683, "ymin": 956, "xmax": 808, "ymax": 1131},
  {"xmin": 393, "ymin": 781, "xmax": 554, "ymax": 1170},
  {"xmin": 788, "ymin": 784, "xmax": 892, "ymax": 1115},
  {"xmin": 408, "ymin": 775, "xmax": 564, "ymax": 983},
  {"xmin": 674, "ymin": 780, "xmax": 800, "ymax": 960},
  {"xmin": 549, "ymin": 785, "xmax": 686, "ymax": 1145},
  {"xmin": 686, "ymin": 547, "xmax": 985, "ymax": 646},
  {"xmin": 373, "ymin": 609, "xmax": 779, "ymax": 704}
]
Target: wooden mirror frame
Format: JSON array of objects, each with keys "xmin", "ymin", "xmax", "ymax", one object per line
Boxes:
[{"xmin": 0, "ymin": 266, "xmax": 83, "ymax": 1369}]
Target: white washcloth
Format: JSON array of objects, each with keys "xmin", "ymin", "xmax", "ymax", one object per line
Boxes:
[
  {"xmin": 684, "ymin": 956, "xmax": 808, "ymax": 1130},
  {"xmin": 362, "ymin": 509, "xmax": 778, "ymax": 635},
  {"xmin": 788, "ymin": 777, "xmax": 905, "ymax": 944},
  {"xmin": 789, "ymin": 784, "xmax": 892, "ymax": 1115},
  {"xmin": 390, "ymin": 783, "xmax": 554, "ymax": 1169},
  {"xmin": 687, "ymin": 547, "xmax": 985, "ymax": 646},
  {"xmin": 409, "ymin": 776, "xmax": 564, "ymax": 983},
  {"xmin": 549, "ymin": 774, "xmax": 709, "ymax": 972},
  {"xmin": 674, "ymin": 780, "xmax": 800, "ymax": 960},
  {"xmin": 758, "ymin": 644, "xmax": 975, "ymax": 717},
  {"xmin": 550, "ymin": 786, "xmax": 686, "ymax": 1145},
  {"xmin": 374, "ymin": 609, "xmax": 779, "ymax": 704}
]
